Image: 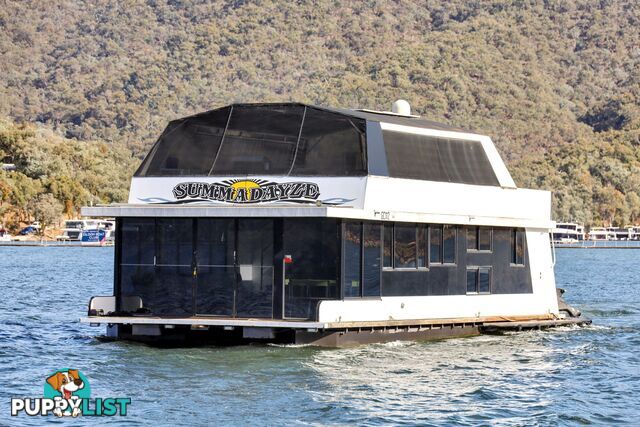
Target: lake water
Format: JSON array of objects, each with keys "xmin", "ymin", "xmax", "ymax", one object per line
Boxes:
[{"xmin": 1, "ymin": 247, "xmax": 639, "ymax": 425}]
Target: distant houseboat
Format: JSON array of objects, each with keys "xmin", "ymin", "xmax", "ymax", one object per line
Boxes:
[
  {"xmin": 551, "ymin": 222, "xmax": 585, "ymax": 244},
  {"xmin": 57, "ymin": 219, "xmax": 115, "ymax": 244},
  {"xmin": 81, "ymin": 102, "xmax": 588, "ymax": 346}
]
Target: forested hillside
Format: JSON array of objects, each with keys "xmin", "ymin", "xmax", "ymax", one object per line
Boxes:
[{"xmin": 1, "ymin": 0, "xmax": 639, "ymax": 226}]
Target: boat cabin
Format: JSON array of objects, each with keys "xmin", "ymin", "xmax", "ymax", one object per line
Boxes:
[{"xmin": 81, "ymin": 102, "xmax": 587, "ymax": 346}]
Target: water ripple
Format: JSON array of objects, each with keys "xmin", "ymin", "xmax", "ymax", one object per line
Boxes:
[{"xmin": 1, "ymin": 247, "xmax": 639, "ymax": 425}]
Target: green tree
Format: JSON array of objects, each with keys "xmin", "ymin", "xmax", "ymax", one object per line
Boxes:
[{"xmin": 28, "ymin": 193, "xmax": 63, "ymax": 237}]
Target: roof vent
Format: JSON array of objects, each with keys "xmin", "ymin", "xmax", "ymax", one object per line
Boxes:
[{"xmin": 391, "ymin": 99, "xmax": 411, "ymax": 116}]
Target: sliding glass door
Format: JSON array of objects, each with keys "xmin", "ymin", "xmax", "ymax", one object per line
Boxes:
[
  {"xmin": 118, "ymin": 217, "xmax": 274, "ymax": 318},
  {"xmin": 119, "ymin": 218, "xmax": 195, "ymax": 316},
  {"xmin": 234, "ymin": 219, "xmax": 274, "ymax": 318},
  {"xmin": 195, "ymin": 218, "xmax": 236, "ymax": 316}
]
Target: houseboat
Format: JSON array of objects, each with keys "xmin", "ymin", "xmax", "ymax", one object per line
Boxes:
[
  {"xmin": 551, "ymin": 222, "xmax": 585, "ymax": 244},
  {"xmin": 588, "ymin": 227, "xmax": 612, "ymax": 241},
  {"xmin": 57, "ymin": 219, "xmax": 115, "ymax": 244},
  {"xmin": 80, "ymin": 102, "xmax": 588, "ymax": 346}
]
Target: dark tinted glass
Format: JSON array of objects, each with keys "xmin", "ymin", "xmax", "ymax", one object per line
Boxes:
[
  {"xmin": 343, "ymin": 222, "xmax": 362, "ymax": 297},
  {"xmin": 212, "ymin": 105, "xmax": 303, "ymax": 175},
  {"xmin": 443, "ymin": 225, "xmax": 456, "ymax": 264},
  {"xmin": 136, "ymin": 108, "xmax": 230, "ymax": 176},
  {"xmin": 363, "ymin": 223, "xmax": 381, "ymax": 297},
  {"xmin": 467, "ymin": 227, "xmax": 477, "ymax": 251},
  {"xmin": 466, "ymin": 269, "xmax": 478, "ymax": 293},
  {"xmin": 383, "ymin": 224, "xmax": 393, "ymax": 268},
  {"xmin": 195, "ymin": 218, "xmax": 235, "ymax": 316},
  {"xmin": 283, "ymin": 219, "xmax": 340, "ymax": 319},
  {"xmin": 417, "ymin": 226, "xmax": 427, "ymax": 268},
  {"xmin": 479, "ymin": 227, "xmax": 492, "ymax": 251},
  {"xmin": 479, "ymin": 268, "xmax": 491, "ymax": 293},
  {"xmin": 235, "ymin": 219, "xmax": 273, "ymax": 318},
  {"xmin": 196, "ymin": 218, "xmax": 235, "ymax": 266},
  {"xmin": 513, "ymin": 230, "xmax": 525, "ymax": 265},
  {"xmin": 394, "ymin": 224, "xmax": 416, "ymax": 268},
  {"xmin": 383, "ymin": 130, "xmax": 499, "ymax": 186},
  {"xmin": 430, "ymin": 225, "xmax": 442, "ymax": 263},
  {"xmin": 156, "ymin": 218, "xmax": 193, "ymax": 266},
  {"xmin": 121, "ymin": 218, "xmax": 155, "ymax": 265},
  {"xmin": 290, "ymin": 108, "xmax": 366, "ymax": 176}
]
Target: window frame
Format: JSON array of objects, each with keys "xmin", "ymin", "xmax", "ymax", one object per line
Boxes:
[
  {"xmin": 362, "ymin": 222, "xmax": 382, "ymax": 298},
  {"xmin": 393, "ymin": 223, "xmax": 418, "ymax": 270},
  {"xmin": 511, "ymin": 229, "xmax": 526, "ymax": 267},
  {"xmin": 342, "ymin": 221, "xmax": 363, "ymax": 299},
  {"xmin": 466, "ymin": 266, "xmax": 492, "ymax": 295},
  {"xmin": 467, "ymin": 226, "xmax": 493, "ymax": 253},
  {"xmin": 382, "ymin": 223, "xmax": 393, "ymax": 269},
  {"xmin": 382, "ymin": 223, "xmax": 430, "ymax": 271},
  {"xmin": 432, "ymin": 224, "xmax": 457, "ymax": 267}
]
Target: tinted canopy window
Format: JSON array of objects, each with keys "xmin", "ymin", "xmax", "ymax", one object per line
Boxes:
[
  {"xmin": 383, "ymin": 130, "xmax": 499, "ymax": 186},
  {"xmin": 212, "ymin": 105, "xmax": 303, "ymax": 175},
  {"xmin": 289, "ymin": 108, "xmax": 366, "ymax": 176},
  {"xmin": 135, "ymin": 105, "xmax": 367, "ymax": 177},
  {"xmin": 136, "ymin": 107, "xmax": 230, "ymax": 176}
]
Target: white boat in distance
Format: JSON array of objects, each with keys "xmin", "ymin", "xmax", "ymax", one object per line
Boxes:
[
  {"xmin": 551, "ymin": 222, "xmax": 585, "ymax": 244},
  {"xmin": 56, "ymin": 219, "xmax": 115, "ymax": 244},
  {"xmin": 587, "ymin": 226, "xmax": 637, "ymax": 241}
]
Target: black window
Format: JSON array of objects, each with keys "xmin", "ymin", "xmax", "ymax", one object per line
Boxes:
[
  {"xmin": 479, "ymin": 268, "xmax": 491, "ymax": 293},
  {"xmin": 383, "ymin": 130, "xmax": 499, "ymax": 186},
  {"xmin": 467, "ymin": 267, "xmax": 491, "ymax": 294},
  {"xmin": 383, "ymin": 224, "xmax": 393, "ymax": 268},
  {"xmin": 156, "ymin": 218, "xmax": 193, "ymax": 266},
  {"xmin": 136, "ymin": 108, "xmax": 231, "ymax": 176},
  {"xmin": 394, "ymin": 224, "xmax": 417, "ymax": 269},
  {"xmin": 290, "ymin": 108, "xmax": 366, "ymax": 176},
  {"xmin": 121, "ymin": 218, "xmax": 155, "ymax": 265},
  {"xmin": 512, "ymin": 229, "xmax": 526, "ymax": 265},
  {"xmin": 417, "ymin": 226, "xmax": 427, "ymax": 268},
  {"xmin": 467, "ymin": 227, "xmax": 477, "ymax": 251},
  {"xmin": 443, "ymin": 225, "xmax": 456, "ymax": 264},
  {"xmin": 283, "ymin": 219, "xmax": 340, "ymax": 318},
  {"xmin": 430, "ymin": 225, "xmax": 443, "ymax": 263},
  {"xmin": 212, "ymin": 105, "xmax": 304, "ymax": 175},
  {"xmin": 428, "ymin": 224, "xmax": 456, "ymax": 265},
  {"xmin": 466, "ymin": 269, "xmax": 478, "ymax": 294},
  {"xmin": 467, "ymin": 226, "xmax": 492, "ymax": 251},
  {"xmin": 344, "ymin": 222, "xmax": 362, "ymax": 297},
  {"xmin": 363, "ymin": 223, "xmax": 381, "ymax": 297},
  {"xmin": 479, "ymin": 228, "xmax": 492, "ymax": 251}
]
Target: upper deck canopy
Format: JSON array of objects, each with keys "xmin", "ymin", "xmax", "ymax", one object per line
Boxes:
[{"xmin": 135, "ymin": 103, "xmax": 501, "ymax": 187}]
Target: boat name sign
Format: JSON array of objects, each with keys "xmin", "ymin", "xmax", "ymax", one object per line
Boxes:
[{"xmin": 172, "ymin": 179, "xmax": 320, "ymax": 204}]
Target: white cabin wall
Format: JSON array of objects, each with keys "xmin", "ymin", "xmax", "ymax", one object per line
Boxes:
[
  {"xmin": 363, "ymin": 177, "xmax": 552, "ymax": 225},
  {"xmin": 526, "ymin": 228, "xmax": 559, "ymax": 315}
]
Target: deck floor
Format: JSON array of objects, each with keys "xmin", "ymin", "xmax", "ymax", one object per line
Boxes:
[
  {"xmin": 81, "ymin": 314, "xmax": 591, "ymax": 331},
  {"xmin": 81, "ymin": 315, "xmax": 324, "ymax": 329}
]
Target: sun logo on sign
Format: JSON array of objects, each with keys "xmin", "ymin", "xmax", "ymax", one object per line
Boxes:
[{"xmin": 229, "ymin": 179, "xmax": 267, "ymax": 202}]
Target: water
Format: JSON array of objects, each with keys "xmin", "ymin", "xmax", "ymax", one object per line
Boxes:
[{"xmin": 1, "ymin": 247, "xmax": 638, "ymax": 425}]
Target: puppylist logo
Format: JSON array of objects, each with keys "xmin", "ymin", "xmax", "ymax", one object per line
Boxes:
[{"xmin": 10, "ymin": 369, "xmax": 131, "ymax": 417}]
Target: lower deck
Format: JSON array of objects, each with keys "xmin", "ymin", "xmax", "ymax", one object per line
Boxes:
[
  {"xmin": 80, "ymin": 314, "xmax": 591, "ymax": 347},
  {"xmin": 112, "ymin": 216, "xmax": 535, "ymax": 323}
]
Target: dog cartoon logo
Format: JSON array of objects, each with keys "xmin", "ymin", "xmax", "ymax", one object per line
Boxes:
[{"xmin": 44, "ymin": 369, "xmax": 90, "ymax": 417}]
